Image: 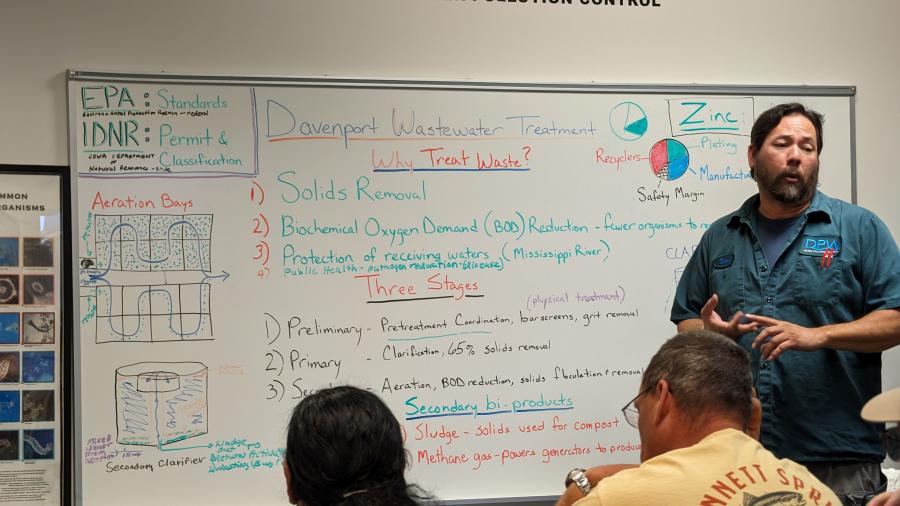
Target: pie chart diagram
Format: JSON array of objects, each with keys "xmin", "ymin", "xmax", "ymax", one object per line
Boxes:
[
  {"xmin": 609, "ymin": 102, "xmax": 648, "ymax": 141},
  {"xmin": 649, "ymin": 138, "xmax": 690, "ymax": 181}
]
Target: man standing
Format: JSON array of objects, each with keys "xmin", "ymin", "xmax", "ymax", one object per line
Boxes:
[
  {"xmin": 557, "ymin": 330, "xmax": 840, "ymax": 506},
  {"xmin": 671, "ymin": 103, "xmax": 900, "ymax": 503}
]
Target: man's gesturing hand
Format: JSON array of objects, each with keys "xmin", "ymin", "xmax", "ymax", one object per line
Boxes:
[
  {"xmin": 700, "ymin": 294, "xmax": 760, "ymax": 339},
  {"xmin": 746, "ymin": 314, "xmax": 827, "ymax": 360}
]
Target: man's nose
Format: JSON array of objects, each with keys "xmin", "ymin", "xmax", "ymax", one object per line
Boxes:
[{"xmin": 786, "ymin": 145, "xmax": 802, "ymax": 164}]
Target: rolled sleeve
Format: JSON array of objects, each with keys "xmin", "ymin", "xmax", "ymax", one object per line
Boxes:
[{"xmin": 858, "ymin": 214, "xmax": 900, "ymax": 312}]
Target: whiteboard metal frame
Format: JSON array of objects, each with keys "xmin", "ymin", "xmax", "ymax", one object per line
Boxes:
[{"xmin": 70, "ymin": 69, "xmax": 856, "ymax": 96}]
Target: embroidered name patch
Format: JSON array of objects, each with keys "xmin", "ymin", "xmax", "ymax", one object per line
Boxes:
[
  {"xmin": 712, "ymin": 254, "xmax": 734, "ymax": 269},
  {"xmin": 800, "ymin": 236, "xmax": 841, "ymax": 257}
]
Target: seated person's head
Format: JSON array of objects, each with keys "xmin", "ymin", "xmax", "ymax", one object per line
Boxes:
[
  {"xmin": 861, "ymin": 386, "xmax": 900, "ymax": 460},
  {"xmin": 283, "ymin": 385, "xmax": 425, "ymax": 506},
  {"xmin": 634, "ymin": 330, "xmax": 760, "ymax": 461}
]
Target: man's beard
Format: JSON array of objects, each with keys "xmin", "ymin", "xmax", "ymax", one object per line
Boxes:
[{"xmin": 756, "ymin": 163, "xmax": 818, "ymax": 204}]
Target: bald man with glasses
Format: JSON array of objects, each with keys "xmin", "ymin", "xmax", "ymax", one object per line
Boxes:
[{"xmin": 558, "ymin": 330, "xmax": 840, "ymax": 506}]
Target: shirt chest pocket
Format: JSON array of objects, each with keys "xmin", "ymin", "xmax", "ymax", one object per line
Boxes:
[
  {"xmin": 789, "ymin": 253, "xmax": 843, "ymax": 309},
  {"xmin": 709, "ymin": 256, "xmax": 745, "ymax": 318}
]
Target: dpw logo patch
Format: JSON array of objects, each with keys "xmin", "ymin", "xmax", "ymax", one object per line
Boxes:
[{"xmin": 800, "ymin": 236, "xmax": 841, "ymax": 256}]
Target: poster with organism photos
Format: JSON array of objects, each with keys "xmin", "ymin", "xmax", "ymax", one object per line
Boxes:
[{"xmin": 0, "ymin": 169, "xmax": 65, "ymax": 505}]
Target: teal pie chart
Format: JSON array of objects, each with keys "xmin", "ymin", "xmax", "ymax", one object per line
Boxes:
[{"xmin": 609, "ymin": 102, "xmax": 648, "ymax": 141}]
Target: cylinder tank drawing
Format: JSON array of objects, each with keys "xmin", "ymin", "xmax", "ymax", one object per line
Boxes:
[{"xmin": 115, "ymin": 362, "xmax": 208, "ymax": 446}]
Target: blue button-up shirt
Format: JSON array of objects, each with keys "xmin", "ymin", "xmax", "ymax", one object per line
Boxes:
[{"xmin": 672, "ymin": 191, "xmax": 900, "ymax": 462}]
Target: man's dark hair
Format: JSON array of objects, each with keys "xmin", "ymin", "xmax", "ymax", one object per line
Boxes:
[
  {"xmin": 749, "ymin": 103, "xmax": 824, "ymax": 178},
  {"xmin": 642, "ymin": 330, "xmax": 753, "ymax": 429},
  {"xmin": 284, "ymin": 385, "xmax": 431, "ymax": 506}
]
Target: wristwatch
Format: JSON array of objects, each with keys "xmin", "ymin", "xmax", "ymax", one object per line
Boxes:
[{"xmin": 565, "ymin": 468, "xmax": 591, "ymax": 495}]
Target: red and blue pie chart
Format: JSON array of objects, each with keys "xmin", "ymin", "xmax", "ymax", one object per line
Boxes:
[{"xmin": 649, "ymin": 138, "xmax": 690, "ymax": 181}]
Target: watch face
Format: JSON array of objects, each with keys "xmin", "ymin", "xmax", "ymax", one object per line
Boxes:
[
  {"xmin": 566, "ymin": 469, "xmax": 590, "ymax": 494},
  {"xmin": 566, "ymin": 468, "xmax": 585, "ymax": 485}
]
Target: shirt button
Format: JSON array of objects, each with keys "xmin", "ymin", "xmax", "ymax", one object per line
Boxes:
[
  {"xmin": 761, "ymin": 361, "xmax": 770, "ymax": 369},
  {"xmin": 766, "ymin": 296, "xmax": 773, "ymax": 303},
  {"xmin": 761, "ymin": 265, "xmax": 768, "ymax": 272}
]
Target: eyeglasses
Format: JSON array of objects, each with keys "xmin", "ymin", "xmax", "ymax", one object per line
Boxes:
[
  {"xmin": 621, "ymin": 386, "xmax": 653, "ymax": 428},
  {"xmin": 884, "ymin": 425, "xmax": 900, "ymax": 460},
  {"xmin": 621, "ymin": 384, "xmax": 676, "ymax": 428}
]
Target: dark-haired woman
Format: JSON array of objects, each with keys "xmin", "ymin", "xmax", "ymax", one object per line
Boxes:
[{"xmin": 283, "ymin": 385, "xmax": 432, "ymax": 506}]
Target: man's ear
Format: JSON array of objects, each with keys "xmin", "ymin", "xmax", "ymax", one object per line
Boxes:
[
  {"xmin": 283, "ymin": 460, "xmax": 297, "ymax": 504},
  {"xmin": 653, "ymin": 379, "xmax": 675, "ymax": 426},
  {"xmin": 748, "ymin": 390, "xmax": 762, "ymax": 440},
  {"xmin": 747, "ymin": 145, "xmax": 758, "ymax": 178}
]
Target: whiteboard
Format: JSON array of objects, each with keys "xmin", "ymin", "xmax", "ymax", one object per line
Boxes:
[{"xmin": 67, "ymin": 72, "xmax": 855, "ymax": 504}]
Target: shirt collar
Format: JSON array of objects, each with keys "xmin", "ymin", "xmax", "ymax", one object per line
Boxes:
[{"xmin": 727, "ymin": 190, "xmax": 832, "ymax": 227}]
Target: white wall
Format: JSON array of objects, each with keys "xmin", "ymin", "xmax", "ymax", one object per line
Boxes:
[{"xmin": 2, "ymin": 0, "xmax": 898, "ymax": 483}]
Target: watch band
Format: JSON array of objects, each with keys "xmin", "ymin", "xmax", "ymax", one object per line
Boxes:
[{"xmin": 565, "ymin": 468, "xmax": 591, "ymax": 495}]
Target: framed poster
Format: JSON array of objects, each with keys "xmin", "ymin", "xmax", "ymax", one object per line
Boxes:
[{"xmin": 0, "ymin": 165, "xmax": 72, "ymax": 505}]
